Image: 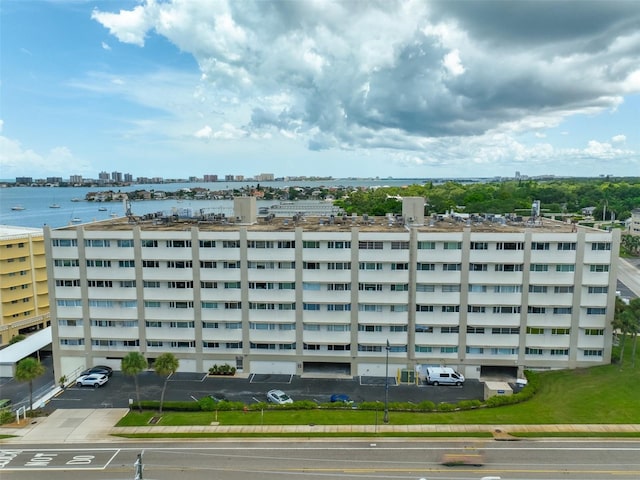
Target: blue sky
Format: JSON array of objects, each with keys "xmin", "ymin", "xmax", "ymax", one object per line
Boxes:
[{"xmin": 1, "ymin": 0, "xmax": 639, "ymax": 180}]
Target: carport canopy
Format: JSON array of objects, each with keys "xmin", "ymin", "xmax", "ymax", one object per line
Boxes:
[{"xmin": 0, "ymin": 327, "xmax": 51, "ymax": 377}]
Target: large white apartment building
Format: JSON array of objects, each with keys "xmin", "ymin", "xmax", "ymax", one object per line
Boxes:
[{"xmin": 45, "ymin": 197, "xmax": 620, "ymax": 382}]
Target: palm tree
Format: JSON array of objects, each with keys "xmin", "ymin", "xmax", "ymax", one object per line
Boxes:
[
  {"xmin": 121, "ymin": 352, "xmax": 148, "ymax": 413},
  {"xmin": 154, "ymin": 353, "xmax": 179, "ymax": 414},
  {"xmin": 612, "ymin": 297, "xmax": 630, "ymax": 366},
  {"xmin": 625, "ymin": 298, "xmax": 640, "ymax": 367},
  {"xmin": 14, "ymin": 357, "xmax": 45, "ymax": 411}
]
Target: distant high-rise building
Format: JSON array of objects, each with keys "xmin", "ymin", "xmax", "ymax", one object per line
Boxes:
[
  {"xmin": 111, "ymin": 171, "xmax": 123, "ymax": 183},
  {"xmin": 0, "ymin": 226, "xmax": 50, "ymax": 346},
  {"xmin": 98, "ymin": 171, "xmax": 110, "ymax": 181},
  {"xmin": 69, "ymin": 175, "xmax": 83, "ymax": 184},
  {"xmin": 225, "ymin": 175, "xmax": 235, "ymax": 181},
  {"xmin": 124, "ymin": 173, "xmax": 133, "ymax": 183},
  {"xmin": 46, "ymin": 177, "xmax": 63, "ymax": 184},
  {"xmin": 255, "ymin": 173, "xmax": 275, "ymax": 181},
  {"xmin": 15, "ymin": 177, "xmax": 33, "ymax": 185},
  {"xmin": 204, "ymin": 175, "xmax": 218, "ymax": 182}
]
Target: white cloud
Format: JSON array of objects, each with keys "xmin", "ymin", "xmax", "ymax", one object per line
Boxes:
[
  {"xmin": 442, "ymin": 49, "xmax": 465, "ymax": 76},
  {"xmin": 101, "ymin": 42, "xmax": 111, "ymax": 51},
  {"xmin": 0, "ymin": 135, "xmax": 91, "ymax": 176},
  {"xmin": 611, "ymin": 134, "xmax": 626, "ymax": 143}
]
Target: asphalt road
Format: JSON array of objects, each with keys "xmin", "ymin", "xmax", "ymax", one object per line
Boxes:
[
  {"xmin": 2, "ymin": 439, "xmax": 640, "ymax": 479},
  {"xmin": 44, "ymin": 371, "xmax": 486, "ymax": 411}
]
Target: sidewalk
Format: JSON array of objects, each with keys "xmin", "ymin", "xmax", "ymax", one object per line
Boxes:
[{"xmin": 1, "ymin": 409, "xmax": 640, "ymax": 444}]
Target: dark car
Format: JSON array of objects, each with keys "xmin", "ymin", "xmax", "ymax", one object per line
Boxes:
[
  {"xmin": 330, "ymin": 394, "xmax": 353, "ymax": 404},
  {"xmin": 81, "ymin": 365, "xmax": 113, "ymax": 377}
]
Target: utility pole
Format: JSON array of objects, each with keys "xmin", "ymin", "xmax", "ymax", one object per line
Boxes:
[{"xmin": 383, "ymin": 339, "xmax": 390, "ymax": 424}]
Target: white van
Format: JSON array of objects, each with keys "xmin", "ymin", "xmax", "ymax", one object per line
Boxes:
[{"xmin": 425, "ymin": 367, "xmax": 465, "ymax": 386}]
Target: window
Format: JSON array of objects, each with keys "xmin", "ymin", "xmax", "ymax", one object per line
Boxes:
[
  {"xmin": 391, "ymin": 262, "xmax": 409, "ymax": 270},
  {"xmin": 224, "ymin": 281, "xmax": 241, "ymax": 289},
  {"xmin": 119, "ymin": 260, "xmax": 135, "ymax": 268},
  {"xmin": 225, "ymin": 302, "xmax": 241, "ymax": 309},
  {"xmin": 250, "ymin": 322, "xmax": 275, "ymax": 329},
  {"xmin": 553, "ymin": 307, "xmax": 572, "ymax": 315},
  {"xmin": 491, "ymin": 347, "xmax": 518, "ymax": 355},
  {"xmin": 497, "ymin": 242, "xmax": 524, "ymax": 250},
  {"xmin": 554, "ymin": 286, "xmax": 574, "ymax": 293},
  {"xmin": 279, "ymin": 282, "xmax": 295, "ymax": 290},
  {"xmin": 442, "ymin": 284, "xmax": 461, "ymax": 292},
  {"xmin": 492, "ymin": 327, "xmax": 519, "ymax": 334},
  {"xmin": 390, "ymin": 284, "xmax": 408, "ymax": 291},
  {"xmin": 585, "ymin": 328, "xmax": 604, "ymax": 335},
  {"xmin": 587, "ymin": 307, "xmax": 606, "ymax": 315},
  {"xmin": 201, "ymin": 302, "xmax": 218, "ymax": 309},
  {"xmin": 303, "ymin": 303, "xmax": 320, "ymax": 311},
  {"xmin": 467, "ymin": 306, "xmax": 486, "ymax": 313},
  {"xmin": 304, "ymin": 324, "xmax": 321, "ymax": 331},
  {"xmin": 327, "ymin": 262, "xmax": 350, "ymax": 270},
  {"xmin": 59, "ymin": 319, "xmax": 81, "ymax": 327},
  {"xmin": 470, "ymin": 263, "xmax": 487, "ymax": 271},
  {"xmin": 415, "ymin": 345, "xmax": 433, "ymax": 353},
  {"xmin": 557, "ymin": 242, "xmax": 576, "ymax": 251},
  {"xmin": 390, "ymin": 305, "xmax": 408, "ymax": 312},
  {"xmin": 89, "ymin": 300, "xmax": 114, "ymax": 308},
  {"xmin": 415, "ymin": 325, "xmax": 433, "ymax": 332},
  {"xmin": 591, "ymin": 242, "xmax": 611, "ymax": 251},
  {"xmin": 249, "ymin": 302, "xmax": 275, "ymax": 310},
  {"xmin": 303, "ymin": 262, "xmax": 320, "ymax": 270},
  {"xmin": 302, "ymin": 240, "xmax": 320, "ymax": 248},
  {"xmin": 532, "ymin": 242, "xmax": 549, "ymax": 250},
  {"xmin": 358, "ymin": 325, "xmax": 382, "ymax": 332},
  {"xmin": 441, "ymin": 305, "xmax": 460, "ymax": 313},
  {"xmin": 389, "ymin": 325, "xmax": 407, "ymax": 332},
  {"xmin": 52, "ymin": 239, "xmax": 78, "ymax": 247},
  {"xmin": 168, "ymin": 281, "xmax": 193, "ymax": 289},
  {"xmin": 590, "ymin": 264, "xmax": 609, "ymax": 272},
  {"xmin": 328, "ymin": 283, "xmax": 350, "ymax": 291},
  {"xmin": 327, "ymin": 240, "xmax": 350, "ymax": 249},
  {"xmin": 359, "ymin": 283, "xmax": 383, "ymax": 291},
  {"xmin": 200, "ymin": 261, "xmax": 217, "ymax": 269},
  {"xmin": 223, "ymin": 261, "xmax": 241, "ymax": 269},
  {"xmin": 417, "ymin": 241, "xmax": 435, "ymax": 249},
  {"xmin": 527, "ymin": 327, "xmax": 544, "ymax": 334},
  {"xmin": 225, "ymin": 322, "xmax": 242, "ymax": 329},
  {"xmin": 588, "ymin": 286, "xmax": 608, "ymax": 294},
  {"xmin": 440, "ymin": 326, "xmax": 460, "ymax": 333},
  {"xmin": 443, "ymin": 263, "xmax": 461, "ymax": 271},
  {"xmin": 56, "ymin": 279, "xmax": 80, "ymax": 287},
  {"xmin": 167, "ymin": 261, "xmax": 192, "ymax": 268},
  {"xmin": 527, "ymin": 306, "xmax": 546, "ymax": 314},
  {"xmin": 87, "ymin": 280, "xmax": 113, "ymax": 288},
  {"xmin": 468, "ymin": 284, "xmax": 487, "ymax": 293},
  {"xmin": 57, "ymin": 299, "xmax": 82, "ymax": 307},
  {"xmin": 203, "ymin": 341, "xmax": 219, "ymax": 348},
  {"xmin": 142, "ymin": 260, "xmax": 159, "ymax": 268},
  {"xmin": 249, "ymin": 282, "xmax": 275, "ymax": 290},
  {"xmin": 416, "ymin": 284, "xmax": 435, "ymax": 292},
  {"xmin": 199, "ymin": 240, "xmax": 216, "ymax": 248},
  {"xmin": 556, "ymin": 264, "xmax": 575, "ymax": 272},
  {"xmin": 141, "ymin": 240, "xmax": 158, "ymax": 248},
  {"xmin": 416, "ymin": 305, "xmax": 434, "ymax": 312},
  {"xmin": 551, "ymin": 328, "xmax": 570, "ymax": 335},
  {"xmin": 470, "ymin": 242, "xmax": 488, "ymax": 250},
  {"xmin": 248, "ymin": 240, "xmax": 274, "ymax": 248},
  {"xmin": 359, "ymin": 304, "xmax": 383, "ymax": 312},
  {"xmin": 278, "ymin": 323, "xmax": 295, "ymax": 330},
  {"xmin": 494, "ymin": 264, "xmax": 523, "ymax": 272},
  {"xmin": 278, "ymin": 240, "xmax": 295, "ymax": 248},
  {"xmin": 85, "ymin": 239, "xmax": 111, "ymax": 247},
  {"xmin": 86, "ymin": 259, "xmax": 111, "ymax": 268},
  {"xmin": 358, "ymin": 241, "xmax": 383, "ymax": 250},
  {"xmin": 417, "ymin": 263, "xmax": 435, "ymax": 271},
  {"xmin": 440, "ymin": 346, "xmax": 458, "ymax": 353},
  {"xmin": 467, "ymin": 347, "xmax": 485, "ymax": 354},
  {"xmin": 530, "ymin": 264, "xmax": 548, "ymax": 272},
  {"xmin": 223, "ymin": 240, "xmax": 240, "ymax": 248},
  {"xmin": 60, "ymin": 338, "xmax": 84, "ymax": 346},
  {"xmin": 169, "ymin": 301, "xmax": 194, "ymax": 309},
  {"xmin": 165, "ymin": 240, "xmax": 191, "ymax": 248},
  {"xmin": 144, "ymin": 301, "xmax": 161, "ymax": 308},
  {"xmin": 492, "ymin": 306, "xmax": 521, "ymax": 314},
  {"xmin": 391, "ymin": 241, "xmax": 409, "ymax": 250},
  {"xmin": 359, "ymin": 262, "xmax": 383, "ymax": 270},
  {"xmin": 529, "ymin": 285, "xmax": 547, "ymax": 293},
  {"xmin": 170, "ymin": 321, "xmax": 195, "ymax": 328},
  {"xmin": 551, "ymin": 349, "xmax": 569, "ymax": 356},
  {"xmin": 584, "ymin": 349, "xmax": 603, "ymax": 357},
  {"xmin": 144, "ymin": 281, "xmax": 160, "ymax": 288},
  {"xmin": 247, "ymin": 262, "xmax": 276, "ymax": 270},
  {"xmin": 358, "ymin": 345, "xmax": 383, "ymax": 352},
  {"xmin": 494, "ymin": 285, "xmax": 522, "ymax": 293},
  {"xmin": 525, "ymin": 348, "xmax": 543, "ymax": 355},
  {"xmin": 444, "ymin": 241, "xmax": 461, "ymax": 250},
  {"xmin": 278, "ymin": 261, "xmax": 296, "ymax": 269},
  {"xmin": 327, "ymin": 324, "xmax": 350, "ymax": 332},
  {"xmin": 467, "ymin": 326, "xmax": 485, "ymax": 333}
]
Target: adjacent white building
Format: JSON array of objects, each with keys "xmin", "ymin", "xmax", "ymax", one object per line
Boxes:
[{"xmin": 45, "ymin": 197, "xmax": 620, "ymax": 382}]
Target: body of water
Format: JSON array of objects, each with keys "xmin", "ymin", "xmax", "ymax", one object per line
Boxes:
[{"xmin": 0, "ymin": 178, "xmax": 444, "ymax": 229}]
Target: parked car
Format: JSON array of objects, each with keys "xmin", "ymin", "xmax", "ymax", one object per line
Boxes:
[
  {"xmin": 330, "ymin": 394, "xmax": 353, "ymax": 404},
  {"xmin": 81, "ymin": 366, "xmax": 113, "ymax": 377},
  {"xmin": 424, "ymin": 367, "xmax": 465, "ymax": 386},
  {"xmin": 76, "ymin": 374, "xmax": 109, "ymax": 388},
  {"xmin": 266, "ymin": 389, "xmax": 293, "ymax": 404}
]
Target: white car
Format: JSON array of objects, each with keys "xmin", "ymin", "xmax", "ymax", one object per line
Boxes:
[
  {"xmin": 76, "ymin": 374, "xmax": 109, "ymax": 388},
  {"xmin": 266, "ymin": 389, "xmax": 293, "ymax": 404}
]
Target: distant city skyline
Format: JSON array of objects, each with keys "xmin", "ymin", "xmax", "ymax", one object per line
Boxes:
[{"xmin": 1, "ymin": 1, "xmax": 639, "ymax": 179}]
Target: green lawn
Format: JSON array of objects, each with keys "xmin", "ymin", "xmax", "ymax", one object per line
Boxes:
[{"xmin": 117, "ymin": 343, "xmax": 640, "ymax": 428}]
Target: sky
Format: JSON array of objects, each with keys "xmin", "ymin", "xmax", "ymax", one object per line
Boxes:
[{"xmin": 1, "ymin": 0, "xmax": 639, "ymax": 180}]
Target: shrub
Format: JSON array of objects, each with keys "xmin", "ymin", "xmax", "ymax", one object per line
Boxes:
[
  {"xmin": 436, "ymin": 402, "xmax": 456, "ymax": 412},
  {"xmin": 0, "ymin": 409, "xmax": 14, "ymax": 425},
  {"xmin": 456, "ymin": 399, "xmax": 482, "ymax": 410},
  {"xmin": 138, "ymin": 400, "xmax": 201, "ymax": 411},
  {"xmin": 416, "ymin": 400, "xmax": 436, "ymax": 411}
]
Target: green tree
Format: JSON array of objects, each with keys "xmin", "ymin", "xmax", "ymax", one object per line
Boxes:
[
  {"xmin": 154, "ymin": 353, "xmax": 179, "ymax": 414},
  {"xmin": 14, "ymin": 357, "xmax": 45, "ymax": 411},
  {"xmin": 121, "ymin": 352, "xmax": 148, "ymax": 413},
  {"xmin": 624, "ymin": 298, "xmax": 640, "ymax": 368},
  {"xmin": 8, "ymin": 334, "xmax": 26, "ymax": 345}
]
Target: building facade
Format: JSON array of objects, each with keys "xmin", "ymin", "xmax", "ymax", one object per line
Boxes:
[
  {"xmin": 45, "ymin": 198, "xmax": 620, "ymax": 381},
  {"xmin": 0, "ymin": 226, "xmax": 50, "ymax": 346}
]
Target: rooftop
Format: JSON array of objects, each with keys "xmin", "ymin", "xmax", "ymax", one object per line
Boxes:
[{"xmin": 0, "ymin": 225, "xmax": 44, "ymax": 239}]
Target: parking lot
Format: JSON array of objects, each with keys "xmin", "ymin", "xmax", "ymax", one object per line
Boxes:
[{"xmin": 44, "ymin": 371, "xmax": 485, "ymax": 411}]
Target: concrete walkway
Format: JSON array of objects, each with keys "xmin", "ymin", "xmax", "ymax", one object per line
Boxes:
[{"xmin": 1, "ymin": 409, "xmax": 640, "ymax": 444}]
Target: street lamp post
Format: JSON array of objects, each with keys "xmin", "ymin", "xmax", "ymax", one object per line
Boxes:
[{"xmin": 383, "ymin": 339, "xmax": 390, "ymax": 424}]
